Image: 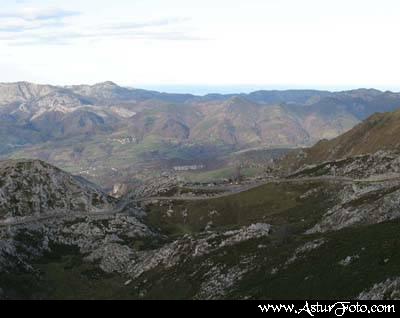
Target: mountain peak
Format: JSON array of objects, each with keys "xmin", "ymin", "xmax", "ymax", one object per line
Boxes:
[{"xmin": 94, "ymin": 81, "xmax": 119, "ymax": 88}]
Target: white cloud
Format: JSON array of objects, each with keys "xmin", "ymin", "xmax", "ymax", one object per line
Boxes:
[
  {"xmin": 1, "ymin": 0, "xmax": 400, "ymax": 90},
  {"xmin": 101, "ymin": 17, "xmax": 191, "ymax": 31},
  {"xmin": 0, "ymin": 6, "xmax": 78, "ymax": 33},
  {"xmin": 0, "ymin": 5, "xmax": 198, "ymax": 45},
  {"xmin": 0, "ymin": 7, "xmax": 79, "ymax": 21}
]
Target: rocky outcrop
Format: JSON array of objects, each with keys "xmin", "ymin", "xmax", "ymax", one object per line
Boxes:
[
  {"xmin": 110, "ymin": 183, "xmax": 130, "ymax": 198},
  {"xmin": 0, "ymin": 159, "xmax": 116, "ymax": 219},
  {"xmin": 290, "ymin": 151, "xmax": 400, "ymax": 180},
  {"xmin": 285, "ymin": 239, "xmax": 326, "ymax": 266},
  {"xmin": 126, "ymin": 176, "xmax": 180, "ymax": 200},
  {"xmin": 307, "ymin": 180, "xmax": 400, "ymax": 233},
  {"xmin": 195, "ymin": 264, "xmax": 249, "ymax": 299},
  {"xmin": 0, "ymin": 213, "xmax": 154, "ymax": 273},
  {"xmin": 0, "ymin": 212, "xmax": 271, "ymax": 299},
  {"xmin": 358, "ymin": 278, "xmax": 400, "ymax": 300},
  {"xmin": 85, "ymin": 222, "xmax": 271, "ymax": 279}
]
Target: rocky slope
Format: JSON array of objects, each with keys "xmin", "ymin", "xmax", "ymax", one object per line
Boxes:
[
  {"xmin": 289, "ymin": 150, "xmax": 400, "ymax": 179},
  {"xmin": 0, "ymin": 159, "xmax": 280, "ymax": 299},
  {"xmin": 0, "ymin": 159, "xmax": 116, "ymax": 219},
  {"xmin": 2, "ymin": 158, "xmax": 400, "ymax": 299},
  {"xmin": 282, "ymin": 108, "xmax": 400, "ymax": 171},
  {"xmin": 275, "ymin": 108, "xmax": 400, "ymax": 235},
  {"xmin": 306, "ymin": 178, "xmax": 400, "ymax": 233},
  {"xmin": 358, "ymin": 278, "xmax": 400, "ymax": 300}
]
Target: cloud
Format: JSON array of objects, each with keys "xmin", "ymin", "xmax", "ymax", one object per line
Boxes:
[
  {"xmin": 0, "ymin": 7, "xmax": 78, "ymax": 33},
  {"xmin": 0, "ymin": 19, "xmax": 64, "ymax": 32},
  {"xmin": 101, "ymin": 17, "xmax": 191, "ymax": 31},
  {"xmin": 0, "ymin": 10, "xmax": 203, "ymax": 45},
  {"xmin": 5, "ymin": 30, "xmax": 205, "ymax": 46},
  {"xmin": 0, "ymin": 7, "xmax": 79, "ymax": 21}
]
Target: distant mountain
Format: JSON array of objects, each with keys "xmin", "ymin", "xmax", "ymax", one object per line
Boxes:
[
  {"xmin": 189, "ymin": 96, "xmax": 311, "ymax": 146},
  {"xmin": 285, "ymin": 108, "xmax": 400, "ymax": 169},
  {"xmin": 245, "ymin": 89, "xmax": 332, "ymax": 105},
  {"xmin": 1, "ymin": 82, "xmax": 399, "ymax": 148},
  {"xmin": 1, "ymin": 81, "xmax": 400, "ymax": 185},
  {"xmin": 67, "ymin": 81, "xmax": 195, "ymax": 104}
]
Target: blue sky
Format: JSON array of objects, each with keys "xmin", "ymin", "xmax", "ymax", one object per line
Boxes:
[{"xmin": 1, "ymin": 0, "xmax": 400, "ymax": 92}]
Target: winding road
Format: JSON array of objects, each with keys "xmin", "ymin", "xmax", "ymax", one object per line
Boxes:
[{"xmin": 2, "ymin": 174, "xmax": 399, "ymax": 227}]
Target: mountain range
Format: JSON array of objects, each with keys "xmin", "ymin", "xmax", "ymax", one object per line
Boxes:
[
  {"xmin": 2, "ymin": 82, "xmax": 400, "ymax": 188},
  {"xmin": 3, "ymin": 105, "xmax": 400, "ymax": 299}
]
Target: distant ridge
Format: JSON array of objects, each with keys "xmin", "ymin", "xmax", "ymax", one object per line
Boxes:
[{"xmin": 2, "ymin": 81, "xmax": 400, "ymax": 185}]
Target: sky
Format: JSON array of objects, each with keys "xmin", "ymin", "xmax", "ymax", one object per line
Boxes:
[{"xmin": 1, "ymin": 0, "xmax": 400, "ymax": 93}]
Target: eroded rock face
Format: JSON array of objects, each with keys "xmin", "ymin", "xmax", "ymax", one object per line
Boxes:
[
  {"xmin": 0, "ymin": 213, "xmax": 154, "ymax": 273},
  {"xmin": 307, "ymin": 180, "xmax": 400, "ymax": 233},
  {"xmin": 358, "ymin": 278, "xmax": 400, "ymax": 300},
  {"xmin": 0, "ymin": 217, "xmax": 271, "ymax": 299},
  {"xmin": 291, "ymin": 151, "xmax": 400, "ymax": 180},
  {"xmin": 84, "ymin": 222, "xmax": 271, "ymax": 280},
  {"xmin": 126, "ymin": 176, "xmax": 180, "ymax": 200},
  {"xmin": 0, "ymin": 159, "xmax": 116, "ymax": 219},
  {"xmin": 110, "ymin": 183, "xmax": 129, "ymax": 198},
  {"xmin": 285, "ymin": 239, "xmax": 326, "ymax": 266},
  {"xmin": 194, "ymin": 264, "xmax": 249, "ymax": 300}
]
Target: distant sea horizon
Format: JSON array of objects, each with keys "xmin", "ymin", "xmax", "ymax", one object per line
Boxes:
[{"xmin": 133, "ymin": 84, "xmax": 399, "ymax": 96}]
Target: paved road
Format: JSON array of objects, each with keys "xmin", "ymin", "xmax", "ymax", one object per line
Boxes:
[
  {"xmin": 0, "ymin": 208, "xmax": 127, "ymax": 228},
  {"xmin": 2, "ymin": 174, "xmax": 398, "ymax": 227}
]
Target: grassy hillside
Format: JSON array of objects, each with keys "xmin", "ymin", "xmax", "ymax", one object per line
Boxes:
[
  {"xmin": 278, "ymin": 109, "xmax": 400, "ymax": 176},
  {"xmin": 144, "ymin": 181, "xmax": 335, "ymax": 236},
  {"xmin": 298, "ymin": 109, "xmax": 400, "ymax": 164}
]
